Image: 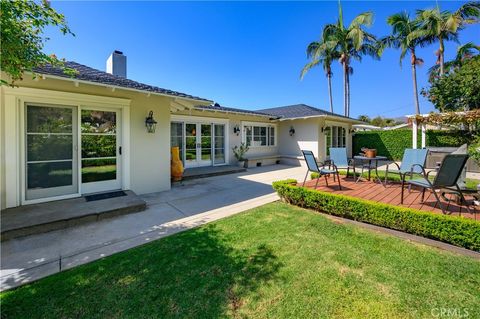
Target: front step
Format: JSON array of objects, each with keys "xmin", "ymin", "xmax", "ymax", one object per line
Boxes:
[{"xmin": 1, "ymin": 191, "xmax": 146, "ymax": 241}]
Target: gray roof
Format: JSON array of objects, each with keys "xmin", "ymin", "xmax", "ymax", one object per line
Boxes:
[
  {"xmin": 258, "ymin": 104, "xmax": 357, "ymax": 121},
  {"xmin": 34, "ymin": 61, "xmax": 211, "ymax": 102},
  {"xmin": 195, "ymin": 104, "xmax": 277, "ymax": 118}
]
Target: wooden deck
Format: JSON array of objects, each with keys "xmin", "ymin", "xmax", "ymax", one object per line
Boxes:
[{"xmin": 303, "ymin": 176, "xmax": 479, "ymax": 220}]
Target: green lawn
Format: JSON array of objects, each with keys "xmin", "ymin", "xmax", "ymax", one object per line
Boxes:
[{"xmin": 2, "ymin": 202, "xmax": 479, "ymax": 318}]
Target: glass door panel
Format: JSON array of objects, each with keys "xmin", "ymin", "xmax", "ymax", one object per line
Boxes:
[
  {"xmin": 25, "ymin": 105, "xmax": 78, "ymax": 200},
  {"xmin": 214, "ymin": 124, "xmax": 225, "ymax": 164},
  {"xmin": 185, "ymin": 123, "xmax": 197, "ymax": 167},
  {"xmin": 171, "ymin": 122, "xmax": 184, "ymax": 163},
  {"xmin": 199, "ymin": 124, "xmax": 212, "ymax": 165},
  {"xmin": 81, "ymin": 109, "xmax": 120, "ymax": 193}
]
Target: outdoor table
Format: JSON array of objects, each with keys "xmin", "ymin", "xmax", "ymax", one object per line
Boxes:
[{"xmin": 353, "ymin": 155, "xmax": 388, "ymax": 186}]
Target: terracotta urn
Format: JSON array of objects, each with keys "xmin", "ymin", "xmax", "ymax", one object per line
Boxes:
[{"xmin": 171, "ymin": 146, "xmax": 184, "ymax": 181}]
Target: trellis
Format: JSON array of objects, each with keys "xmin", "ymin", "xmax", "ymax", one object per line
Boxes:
[{"xmin": 406, "ymin": 110, "xmax": 480, "ymax": 149}]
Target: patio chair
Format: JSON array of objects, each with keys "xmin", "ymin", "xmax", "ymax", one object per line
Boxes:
[
  {"xmin": 400, "ymin": 154, "xmax": 470, "ymax": 214},
  {"xmin": 301, "ymin": 150, "xmax": 341, "ymax": 190},
  {"xmin": 327, "ymin": 148, "xmax": 356, "ymax": 180},
  {"xmin": 385, "ymin": 148, "xmax": 428, "ymax": 185}
]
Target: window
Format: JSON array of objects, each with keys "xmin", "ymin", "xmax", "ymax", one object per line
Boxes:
[
  {"xmin": 243, "ymin": 123, "xmax": 275, "ymax": 147},
  {"xmin": 325, "ymin": 126, "xmax": 346, "ymax": 155}
]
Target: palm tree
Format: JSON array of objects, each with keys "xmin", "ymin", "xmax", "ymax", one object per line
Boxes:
[
  {"xmin": 301, "ymin": 32, "xmax": 339, "ymax": 113},
  {"xmin": 428, "ymin": 42, "xmax": 480, "ymax": 78},
  {"xmin": 413, "ymin": 2, "xmax": 480, "ymax": 75},
  {"xmin": 381, "ymin": 12, "xmax": 428, "ymax": 114},
  {"xmin": 318, "ymin": 1, "xmax": 379, "ymax": 117}
]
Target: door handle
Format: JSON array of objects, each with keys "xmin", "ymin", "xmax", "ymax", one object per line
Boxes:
[{"xmin": 119, "ymin": 146, "xmax": 122, "ymax": 155}]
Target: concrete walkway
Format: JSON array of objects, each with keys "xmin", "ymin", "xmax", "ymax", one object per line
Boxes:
[{"xmin": 1, "ymin": 165, "xmax": 306, "ymax": 290}]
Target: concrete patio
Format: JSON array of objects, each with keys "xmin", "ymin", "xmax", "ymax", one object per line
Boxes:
[{"xmin": 1, "ymin": 164, "xmax": 305, "ymax": 290}]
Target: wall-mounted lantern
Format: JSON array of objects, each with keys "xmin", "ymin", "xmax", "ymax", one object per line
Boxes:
[
  {"xmin": 349, "ymin": 128, "xmax": 355, "ymax": 134},
  {"xmin": 321, "ymin": 126, "xmax": 325, "ymax": 133},
  {"xmin": 233, "ymin": 125, "xmax": 240, "ymax": 136},
  {"xmin": 289, "ymin": 126, "xmax": 295, "ymax": 136},
  {"xmin": 145, "ymin": 111, "xmax": 157, "ymax": 133}
]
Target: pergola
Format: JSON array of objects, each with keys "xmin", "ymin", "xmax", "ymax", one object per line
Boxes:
[{"xmin": 406, "ymin": 110, "xmax": 480, "ymax": 149}]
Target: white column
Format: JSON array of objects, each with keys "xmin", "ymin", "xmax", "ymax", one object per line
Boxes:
[
  {"xmin": 421, "ymin": 123, "xmax": 426, "ymax": 149},
  {"xmin": 412, "ymin": 119, "xmax": 418, "ymax": 149}
]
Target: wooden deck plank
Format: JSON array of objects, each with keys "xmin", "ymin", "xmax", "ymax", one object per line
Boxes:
[{"xmin": 299, "ymin": 176, "xmax": 478, "ymax": 221}]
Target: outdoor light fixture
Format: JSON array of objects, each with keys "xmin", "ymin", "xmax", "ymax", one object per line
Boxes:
[
  {"xmin": 233, "ymin": 125, "xmax": 240, "ymax": 135},
  {"xmin": 321, "ymin": 127, "xmax": 325, "ymax": 133},
  {"xmin": 289, "ymin": 126, "xmax": 295, "ymax": 136},
  {"xmin": 145, "ymin": 111, "xmax": 157, "ymax": 133}
]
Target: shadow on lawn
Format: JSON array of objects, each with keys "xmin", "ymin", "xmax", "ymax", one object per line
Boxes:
[{"xmin": 1, "ymin": 224, "xmax": 283, "ymax": 318}]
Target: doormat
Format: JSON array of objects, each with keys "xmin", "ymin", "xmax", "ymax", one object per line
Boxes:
[{"xmin": 85, "ymin": 191, "xmax": 127, "ymax": 202}]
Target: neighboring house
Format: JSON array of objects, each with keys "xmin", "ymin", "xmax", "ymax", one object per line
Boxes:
[{"xmin": 0, "ymin": 51, "xmax": 360, "ymax": 209}]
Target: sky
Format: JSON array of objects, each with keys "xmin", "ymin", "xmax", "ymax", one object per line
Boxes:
[{"xmin": 44, "ymin": 1, "xmax": 480, "ymax": 119}]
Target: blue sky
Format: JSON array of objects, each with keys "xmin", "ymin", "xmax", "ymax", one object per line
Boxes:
[{"xmin": 44, "ymin": 1, "xmax": 479, "ymax": 118}]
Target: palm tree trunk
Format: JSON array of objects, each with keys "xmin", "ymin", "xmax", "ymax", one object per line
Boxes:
[
  {"xmin": 346, "ymin": 65, "xmax": 351, "ymax": 117},
  {"xmin": 439, "ymin": 37, "xmax": 445, "ymax": 76},
  {"xmin": 327, "ymin": 73, "xmax": 334, "ymax": 113},
  {"xmin": 342, "ymin": 62, "xmax": 348, "ymax": 117},
  {"xmin": 411, "ymin": 62, "xmax": 421, "ymax": 115}
]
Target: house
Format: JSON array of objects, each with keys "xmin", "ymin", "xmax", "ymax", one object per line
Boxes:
[{"xmin": 0, "ymin": 51, "xmax": 361, "ymax": 209}]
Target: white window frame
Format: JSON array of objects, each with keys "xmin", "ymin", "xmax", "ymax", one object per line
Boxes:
[{"xmin": 241, "ymin": 121, "xmax": 277, "ymax": 148}]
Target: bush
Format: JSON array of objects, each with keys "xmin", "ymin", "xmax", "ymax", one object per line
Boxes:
[
  {"xmin": 353, "ymin": 130, "xmax": 475, "ymax": 160},
  {"xmin": 272, "ymin": 180, "xmax": 480, "ymax": 251}
]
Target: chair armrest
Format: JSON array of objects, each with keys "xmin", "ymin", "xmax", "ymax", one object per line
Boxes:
[
  {"xmin": 411, "ymin": 164, "xmax": 427, "ymax": 177},
  {"xmin": 386, "ymin": 162, "xmax": 401, "ymax": 172}
]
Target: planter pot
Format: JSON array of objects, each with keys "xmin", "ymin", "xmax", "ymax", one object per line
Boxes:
[{"xmin": 238, "ymin": 160, "xmax": 247, "ymax": 168}]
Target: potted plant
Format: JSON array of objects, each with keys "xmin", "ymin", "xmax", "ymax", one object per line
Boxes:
[
  {"xmin": 468, "ymin": 134, "xmax": 480, "ymax": 190},
  {"xmin": 232, "ymin": 143, "xmax": 249, "ymax": 168}
]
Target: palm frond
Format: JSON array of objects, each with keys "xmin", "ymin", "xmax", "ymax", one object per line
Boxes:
[{"xmin": 349, "ymin": 12, "xmax": 374, "ymax": 29}]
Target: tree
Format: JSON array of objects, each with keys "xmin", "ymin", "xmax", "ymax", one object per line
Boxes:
[
  {"xmin": 301, "ymin": 29, "xmax": 340, "ymax": 113},
  {"xmin": 413, "ymin": 2, "xmax": 480, "ymax": 76},
  {"xmin": 0, "ymin": 0, "xmax": 75, "ymax": 86},
  {"xmin": 357, "ymin": 115, "xmax": 371, "ymax": 123},
  {"xmin": 380, "ymin": 12, "xmax": 429, "ymax": 114},
  {"xmin": 422, "ymin": 55, "xmax": 480, "ymax": 111},
  {"xmin": 318, "ymin": 1, "xmax": 379, "ymax": 117}
]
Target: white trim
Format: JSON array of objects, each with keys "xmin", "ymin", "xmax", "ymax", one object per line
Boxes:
[
  {"xmin": 2, "ymin": 86, "xmax": 132, "ymax": 207},
  {"xmin": 241, "ymin": 121, "xmax": 277, "ymax": 148}
]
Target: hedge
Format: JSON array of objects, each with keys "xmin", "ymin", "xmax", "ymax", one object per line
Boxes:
[
  {"xmin": 353, "ymin": 129, "xmax": 475, "ymax": 160},
  {"xmin": 272, "ymin": 180, "xmax": 480, "ymax": 251}
]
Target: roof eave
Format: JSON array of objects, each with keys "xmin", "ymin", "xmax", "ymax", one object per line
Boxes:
[
  {"xmin": 32, "ymin": 72, "xmax": 213, "ymax": 105},
  {"xmin": 194, "ymin": 107, "xmax": 278, "ymax": 119}
]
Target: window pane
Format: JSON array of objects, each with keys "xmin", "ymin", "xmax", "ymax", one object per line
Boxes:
[
  {"xmin": 81, "ymin": 110, "xmax": 116, "ymax": 133},
  {"xmin": 186, "ymin": 149, "xmax": 196, "ymax": 161},
  {"xmin": 260, "ymin": 127, "xmax": 267, "ymax": 136},
  {"xmin": 27, "ymin": 105, "xmax": 72, "ymax": 133},
  {"xmin": 82, "ymin": 135, "xmax": 116, "ymax": 158},
  {"xmin": 171, "ymin": 122, "xmax": 183, "ymax": 136},
  {"xmin": 82, "ymin": 158, "xmax": 116, "ymax": 183},
  {"xmin": 27, "ymin": 161, "xmax": 73, "ymax": 189},
  {"xmin": 201, "ymin": 149, "xmax": 211, "ymax": 161},
  {"xmin": 171, "ymin": 136, "xmax": 183, "ymax": 148},
  {"xmin": 215, "ymin": 137, "xmax": 225, "ymax": 148},
  {"xmin": 269, "ymin": 127, "xmax": 275, "ymax": 146},
  {"xmin": 214, "ymin": 124, "xmax": 224, "ymax": 137},
  {"xmin": 201, "ymin": 124, "xmax": 211, "ymax": 136},
  {"xmin": 27, "ymin": 134, "xmax": 72, "ymax": 161},
  {"xmin": 186, "ymin": 136, "xmax": 196, "ymax": 149},
  {"xmin": 214, "ymin": 149, "xmax": 225, "ymax": 164},
  {"xmin": 201, "ymin": 136, "xmax": 211, "ymax": 149},
  {"xmin": 186, "ymin": 124, "xmax": 196, "ymax": 136},
  {"xmin": 253, "ymin": 126, "xmax": 260, "ymax": 135}
]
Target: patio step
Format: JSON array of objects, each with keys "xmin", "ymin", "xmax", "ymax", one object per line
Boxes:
[
  {"xmin": 1, "ymin": 191, "xmax": 146, "ymax": 241},
  {"xmin": 182, "ymin": 165, "xmax": 246, "ymax": 181}
]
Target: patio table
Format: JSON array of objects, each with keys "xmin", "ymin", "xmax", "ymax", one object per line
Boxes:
[{"xmin": 353, "ymin": 155, "xmax": 387, "ymax": 186}]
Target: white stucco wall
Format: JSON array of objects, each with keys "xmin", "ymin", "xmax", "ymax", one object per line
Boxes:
[{"xmin": 278, "ymin": 118, "xmax": 320, "ymax": 158}]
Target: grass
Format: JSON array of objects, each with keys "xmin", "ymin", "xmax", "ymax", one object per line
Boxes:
[
  {"xmin": 312, "ymin": 169, "xmax": 480, "ymax": 189},
  {"xmin": 2, "ymin": 202, "xmax": 479, "ymax": 318}
]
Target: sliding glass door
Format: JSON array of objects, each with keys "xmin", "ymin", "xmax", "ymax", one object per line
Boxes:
[
  {"xmin": 25, "ymin": 104, "xmax": 78, "ymax": 200},
  {"xmin": 81, "ymin": 108, "xmax": 121, "ymax": 194}
]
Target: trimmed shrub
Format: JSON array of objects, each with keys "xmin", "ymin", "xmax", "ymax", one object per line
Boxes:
[
  {"xmin": 272, "ymin": 180, "xmax": 480, "ymax": 251},
  {"xmin": 353, "ymin": 130, "xmax": 475, "ymax": 160}
]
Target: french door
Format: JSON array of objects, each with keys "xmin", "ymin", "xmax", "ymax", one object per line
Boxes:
[
  {"xmin": 80, "ymin": 108, "xmax": 121, "ymax": 194},
  {"xmin": 172, "ymin": 122, "xmax": 226, "ymax": 168}
]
